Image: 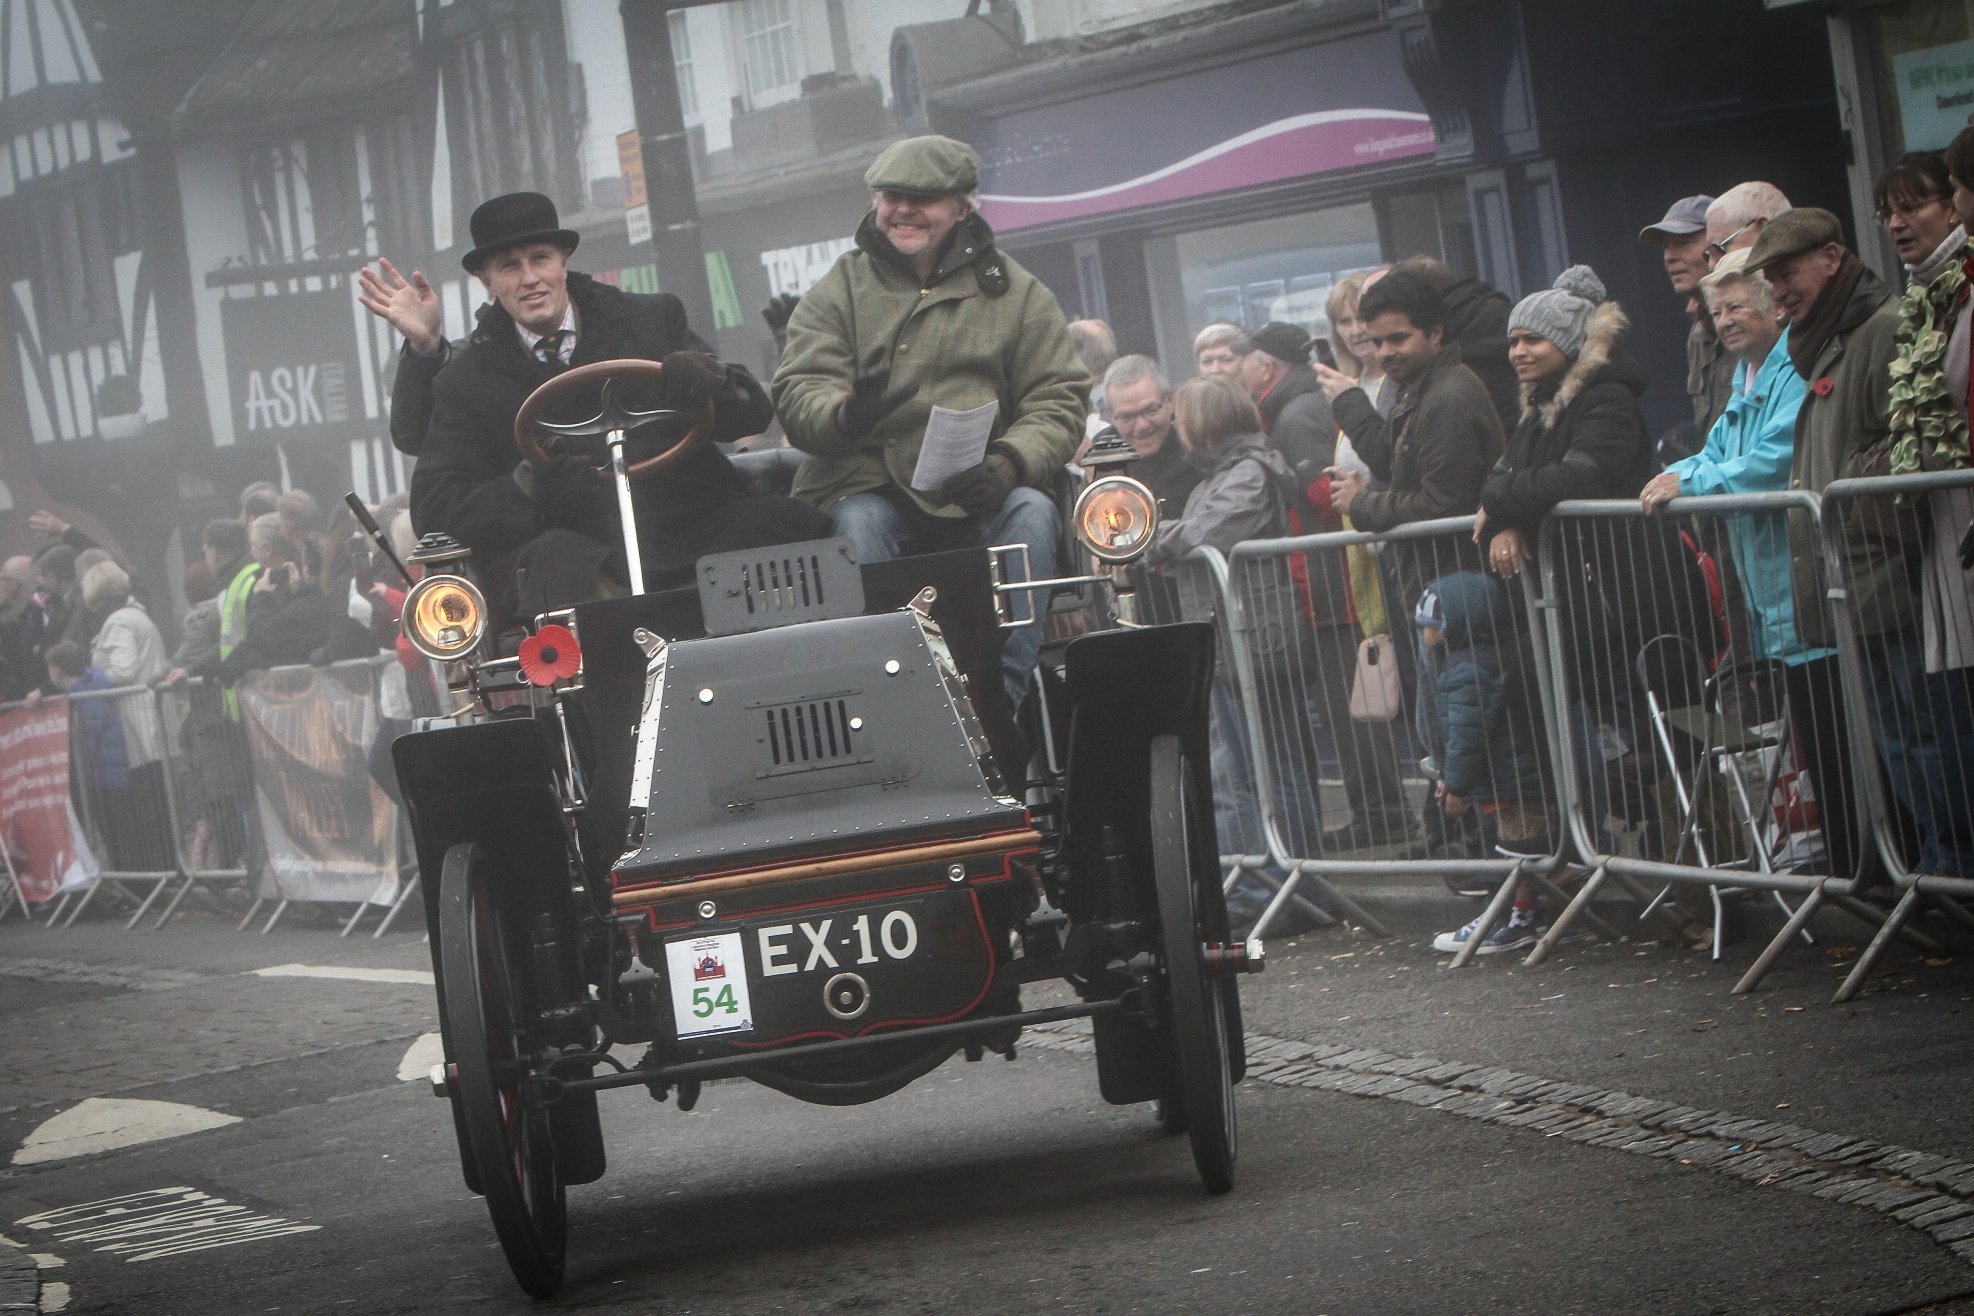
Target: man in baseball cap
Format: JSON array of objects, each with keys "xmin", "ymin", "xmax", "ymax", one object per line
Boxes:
[
  {"xmin": 1640, "ymin": 195, "xmax": 1733, "ymax": 438},
  {"xmin": 772, "ymin": 136, "xmax": 1087, "ymax": 709}
]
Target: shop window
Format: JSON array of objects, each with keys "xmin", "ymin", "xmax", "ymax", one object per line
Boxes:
[
  {"xmin": 671, "ymin": 11, "xmax": 699, "ymax": 118},
  {"xmin": 1865, "ymin": 1, "xmax": 1974, "ymax": 154},
  {"xmin": 736, "ymin": 0, "xmax": 802, "ymax": 104},
  {"xmin": 1380, "ymin": 184, "xmax": 1477, "ymax": 280},
  {"xmin": 1166, "ymin": 203, "xmax": 1382, "ymax": 342}
]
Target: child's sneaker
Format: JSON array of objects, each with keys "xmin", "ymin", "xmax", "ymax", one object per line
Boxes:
[{"xmin": 1432, "ymin": 910, "xmax": 1539, "ymax": 955}]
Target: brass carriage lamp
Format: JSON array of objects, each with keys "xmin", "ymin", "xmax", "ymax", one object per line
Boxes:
[
  {"xmin": 1072, "ymin": 426, "xmax": 1159, "ymax": 625},
  {"xmin": 402, "ymin": 532, "xmax": 490, "ymax": 722}
]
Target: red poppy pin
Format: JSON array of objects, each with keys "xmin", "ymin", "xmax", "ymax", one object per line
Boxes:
[
  {"xmin": 519, "ymin": 623, "xmax": 581, "ymax": 687},
  {"xmin": 1812, "ymin": 377, "xmax": 1834, "ymax": 397}
]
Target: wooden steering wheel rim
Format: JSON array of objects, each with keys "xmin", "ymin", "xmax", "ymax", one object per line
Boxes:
[{"xmin": 511, "ymin": 357, "xmax": 717, "ymax": 480}]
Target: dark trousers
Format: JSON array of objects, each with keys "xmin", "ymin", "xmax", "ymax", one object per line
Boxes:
[{"xmin": 1784, "ymin": 656, "xmax": 1863, "ymax": 881}]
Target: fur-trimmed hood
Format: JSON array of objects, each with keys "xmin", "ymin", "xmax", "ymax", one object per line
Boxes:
[{"xmin": 1520, "ymin": 301, "xmax": 1648, "ymax": 429}]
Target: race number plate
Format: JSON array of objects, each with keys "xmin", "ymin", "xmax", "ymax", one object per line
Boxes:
[{"xmin": 665, "ymin": 931, "xmax": 755, "ymax": 1038}]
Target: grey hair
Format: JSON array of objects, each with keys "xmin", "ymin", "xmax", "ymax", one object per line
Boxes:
[
  {"xmin": 249, "ymin": 513, "xmax": 291, "ymax": 562},
  {"xmin": 1192, "ymin": 321, "xmax": 1244, "ymax": 356},
  {"xmin": 1707, "ymin": 182, "xmax": 1792, "ymax": 233},
  {"xmin": 1103, "ymin": 353, "xmax": 1168, "ymax": 398},
  {"xmin": 1067, "ymin": 320, "xmax": 1117, "ymax": 382}
]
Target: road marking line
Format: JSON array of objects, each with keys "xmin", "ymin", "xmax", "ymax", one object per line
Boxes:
[
  {"xmin": 1025, "ymin": 1020, "xmax": 1974, "ymax": 1268},
  {"xmin": 37, "ymin": 1280, "xmax": 67, "ymax": 1312},
  {"xmin": 247, "ymin": 964, "xmax": 434, "ymax": 986},
  {"xmin": 16, "ymin": 1188, "xmax": 318, "ymax": 1264},
  {"xmin": 396, "ymin": 1033, "xmax": 445, "ymax": 1082},
  {"xmin": 12, "ymin": 1099, "xmax": 242, "ymax": 1166}
]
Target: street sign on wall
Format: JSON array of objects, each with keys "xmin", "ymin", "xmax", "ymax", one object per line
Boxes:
[{"xmin": 218, "ymin": 289, "xmax": 366, "ymax": 445}]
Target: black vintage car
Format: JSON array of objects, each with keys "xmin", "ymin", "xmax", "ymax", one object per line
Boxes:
[{"xmin": 388, "ymin": 360, "xmax": 1259, "ymax": 1297}]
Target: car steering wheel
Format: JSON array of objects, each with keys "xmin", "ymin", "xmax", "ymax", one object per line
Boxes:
[{"xmin": 512, "ymin": 358, "xmax": 717, "ymax": 479}]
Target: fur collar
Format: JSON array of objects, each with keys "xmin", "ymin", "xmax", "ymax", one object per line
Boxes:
[{"xmin": 1522, "ymin": 300, "xmax": 1628, "ymax": 429}]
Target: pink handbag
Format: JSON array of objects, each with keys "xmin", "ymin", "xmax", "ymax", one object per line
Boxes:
[{"xmin": 1349, "ymin": 634, "xmax": 1402, "ymax": 722}]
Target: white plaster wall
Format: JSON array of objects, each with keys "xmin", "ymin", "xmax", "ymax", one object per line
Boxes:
[{"xmin": 174, "ymin": 136, "xmax": 249, "ymax": 448}]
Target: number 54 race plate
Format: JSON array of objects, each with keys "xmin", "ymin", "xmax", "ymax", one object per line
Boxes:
[{"xmin": 665, "ymin": 931, "xmax": 755, "ymax": 1038}]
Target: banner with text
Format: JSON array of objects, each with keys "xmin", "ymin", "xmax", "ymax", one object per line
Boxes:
[
  {"xmin": 0, "ymin": 700, "xmax": 99, "ymax": 902},
  {"xmin": 239, "ymin": 666, "xmax": 397, "ymax": 905}
]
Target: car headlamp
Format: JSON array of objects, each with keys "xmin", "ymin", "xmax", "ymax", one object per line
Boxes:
[
  {"xmin": 1073, "ymin": 476, "xmax": 1159, "ymax": 563},
  {"xmin": 402, "ymin": 573, "xmax": 488, "ymax": 661}
]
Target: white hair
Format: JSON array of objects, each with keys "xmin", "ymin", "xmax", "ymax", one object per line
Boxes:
[
  {"xmin": 1707, "ymin": 182, "xmax": 1792, "ymax": 233},
  {"xmin": 1192, "ymin": 322, "xmax": 1243, "ymax": 356},
  {"xmin": 1103, "ymin": 354, "xmax": 1169, "ymax": 398}
]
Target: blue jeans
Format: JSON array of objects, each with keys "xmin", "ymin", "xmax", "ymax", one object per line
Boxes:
[
  {"xmin": 830, "ymin": 487, "xmax": 1058, "ymax": 708},
  {"xmin": 1864, "ymin": 632, "xmax": 1974, "ymax": 878}
]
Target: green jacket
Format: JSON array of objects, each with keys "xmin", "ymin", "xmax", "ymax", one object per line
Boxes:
[
  {"xmin": 1785, "ymin": 268, "xmax": 1919, "ymax": 645},
  {"xmin": 772, "ymin": 211, "xmax": 1088, "ymax": 516}
]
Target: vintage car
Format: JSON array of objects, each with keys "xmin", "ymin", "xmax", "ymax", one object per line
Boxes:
[{"xmin": 386, "ymin": 359, "xmax": 1260, "ymax": 1297}]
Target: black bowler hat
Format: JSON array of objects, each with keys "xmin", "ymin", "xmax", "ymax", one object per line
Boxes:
[
  {"xmin": 1232, "ymin": 321, "xmax": 1313, "ymax": 365},
  {"xmin": 462, "ymin": 192, "xmax": 580, "ymax": 273}
]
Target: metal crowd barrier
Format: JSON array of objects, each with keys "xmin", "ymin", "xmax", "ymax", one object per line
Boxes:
[
  {"xmin": 1177, "ymin": 479, "xmax": 1974, "ymax": 989},
  {"xmin": 0, "ymin": 653, "xmax": 419, "ymax": 936},
  {"xmin": 1814, "ymin": 469, "xmax": 1974, "ymax": 1001},
  {"xmin": 1195, "ymin": 516, "xmax": 1604, "ymax": 955}
]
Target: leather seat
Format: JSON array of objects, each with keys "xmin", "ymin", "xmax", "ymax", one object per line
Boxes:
[{"xmin": 728, "ymin": 445, "xmax": 806, "ymax": 500}]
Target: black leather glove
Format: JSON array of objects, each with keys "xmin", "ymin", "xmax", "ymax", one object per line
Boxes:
[
  {"xmin": 941, "ymin": 451, "xmax": 1020, "ymax": 518},
  {"xmin": 838, "ymin": 373, "xmax": 919, "ymax": 441},
  {"xmin": 761, "ymin": 292, "xmax": 799, "ymax": 335},
  {"xmin": 659, "ymin": 350, "xmax": 727, "ymax": 411},
  {"xmin": 529, "ymin": 453, "xmax": 606, "ymax": 528}
]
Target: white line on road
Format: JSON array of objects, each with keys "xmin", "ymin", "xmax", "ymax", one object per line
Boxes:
[
  {"xmin": 13, "ymin": 1099, "xmax": 242, "ymax": 1166},
  {"xmin": 17, "ymin": 1188, "xmax": 318, "ymax": 1264},
  {"xmin": 246, "ymin": 964, "xmax": 434, "ymax": 985},
  {"xmin": 396, "ymin": 1033, "xmax": 446, "ymax": 1082}
]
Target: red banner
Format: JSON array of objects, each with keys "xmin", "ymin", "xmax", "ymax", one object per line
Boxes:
[{"xmin": 0, "ymin": 700, "xmax": 98, "ymax": 903}]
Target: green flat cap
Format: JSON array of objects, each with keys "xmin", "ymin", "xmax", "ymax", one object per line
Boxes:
[
  {"xmin": 1743, "ymin": 207, "xmax": 1844, "ymax": 273},
  {"xmin": 866, "ymin": 135, "xmax": 980, "ymax": 195}
]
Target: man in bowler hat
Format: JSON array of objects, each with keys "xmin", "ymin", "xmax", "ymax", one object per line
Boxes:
[{"xmin": 410, "ymin": 191, "xmax": 829, "ymax": 617}]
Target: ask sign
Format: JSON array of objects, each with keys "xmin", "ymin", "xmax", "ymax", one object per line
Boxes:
[{"xmin": 219, "ymin": 288, "xmax": 367, "ymax": 444}]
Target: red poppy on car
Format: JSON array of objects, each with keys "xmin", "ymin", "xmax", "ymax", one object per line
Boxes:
[
  {"xmin": 519, "ymin": 623, "xmax": 581, "ymax": 686},
  {"xmin": 1812, "ymin": 377, "xmax": 1834, "ymax": 396}
]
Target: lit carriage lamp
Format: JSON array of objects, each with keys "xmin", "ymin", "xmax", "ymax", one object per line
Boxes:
[
  {"xmin": 402, "ymin": 532, "xmax": 491, "ymax": 722},
  {"xmin": 987, "ymin": 425, "xmax": 1159, "ymax": 629}
]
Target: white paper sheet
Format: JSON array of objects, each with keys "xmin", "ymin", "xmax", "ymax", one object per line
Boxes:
[{"xmin": 909, "ymin": 400, "xmax": 1000, "ymax": 493}]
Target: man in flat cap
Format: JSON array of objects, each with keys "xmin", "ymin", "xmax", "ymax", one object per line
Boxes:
[
  {"xmin": 772, "ymin": 135, "xmax": 1088, "ymax": 707},
  {"xmin": 409, "ymin": 191, "xmax": 828, "ymax": 618}
]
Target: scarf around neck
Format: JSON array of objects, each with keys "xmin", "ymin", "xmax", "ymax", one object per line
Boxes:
[
  {"xmin": 1888, "ymin": 230, "xmax": 1974, "ymax": 475},
  {"xmin": 1787, "ymin": 249, "xmax": 1868, "ymax": 380}
]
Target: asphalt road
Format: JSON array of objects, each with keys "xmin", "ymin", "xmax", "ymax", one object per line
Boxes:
[{"xmin": 1, "ymin": 895, "xmax": 1971, "ymax": 1315}]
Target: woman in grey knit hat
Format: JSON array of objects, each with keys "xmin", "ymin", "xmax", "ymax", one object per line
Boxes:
[{"xmin": 1475, "ymin": 265, "xmax": 1717, "ymax": 884}]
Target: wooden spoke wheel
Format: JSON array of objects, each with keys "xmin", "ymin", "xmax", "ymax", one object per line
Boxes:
[
  {"xmin": 1148, "ymin": 734, "xmax": 1237, "ymax": 1194},
  {"xmin": 439, "ymin": 842, "xmax": 567, "ymax": 1298}
]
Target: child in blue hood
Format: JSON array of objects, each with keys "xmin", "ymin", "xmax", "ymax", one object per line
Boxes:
[{"xmin": 1417, "ymin": 572, "xmax": 1555, "ymax": 955}]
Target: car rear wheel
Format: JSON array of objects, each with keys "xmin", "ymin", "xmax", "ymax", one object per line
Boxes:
[
  {"xmin": 1149, "ymin": 734, "xmax": 1236, "ymax": 1194},
  {"xmin": 439, "ymin": 842, "xmax": 567, "ymax": 1297}
]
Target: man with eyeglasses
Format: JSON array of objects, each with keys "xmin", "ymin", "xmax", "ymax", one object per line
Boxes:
[
  {"xmin": 1640, "ymin": 195, "xmax": 1736, "ymax": 441},
  {"xmin": 1097, "ymin": 355, "xmax": 1200, "ymax": 518},
  {"xmin": 1704, "ymin": 182, "xmax": 1792, "ymax": 268}
]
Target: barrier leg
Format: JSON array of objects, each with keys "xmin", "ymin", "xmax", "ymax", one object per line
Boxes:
[
  {"xmin": 1924, "ymin": 889, "xmax": 1974, "ymax": 938},
  {"xmin": 151, "ymin": 874, "xmax": 199, "ymax": 931},
  {"xmin": 1609, "ymin": 871, "xmax": 1687, "ymax": 933},
  {"xmin": 373, "ymin": 873, "xmax": 420, "ymax": 938},
  {"xmin": 61, "ymin": 882, "xmax": 102, "ymax": 927},
  {"xmin": 237, "ymin": 897, "xmax": 264, "ymax": 933},
  {"xmin": 1735, "ymin": 885, "xmax": 1825, "ymax": 994},
  {"xmin": 44, "ymin": 892, "xmax": 71, "ymax": 927},
  {"xmin": 1245, "ymin": 869, "xmax": 1339, "ymax": 939},
  {"xmin": 1827, "ymin": 893, "xmax": 1944, "ymax": 953},
  {"xmin": 340, "ymin": 902, "xmax": 370, "ymax": 938},
  {"xmin": 1527, "ymin": 867, "xmax": 1622, "ymax": 943},
  {"xmin": 260, "ymin": 899, "xmax": 289, "ymax": 934},
  {"xmin": 122, "ymin": 878, "xmax": 170, "ymax": 931},
  {"xmin": 1291, "ymin": 866, "xmax": 1390, "ymax": 938},
  {"xmin": 1449, "ymin": 862, "xmax": 1524, "ymax": 969},
  {"xmin": 1834, "ymin": 886, "xmax": 1924, "ymax": 1004},
  {"xmin": 1710, "ymin": 885, "xmax": 1725, "ymax": 962},
  {"xmin": 1525, "ymin": 864, "xmax": 1611, "ymax": 966}
]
